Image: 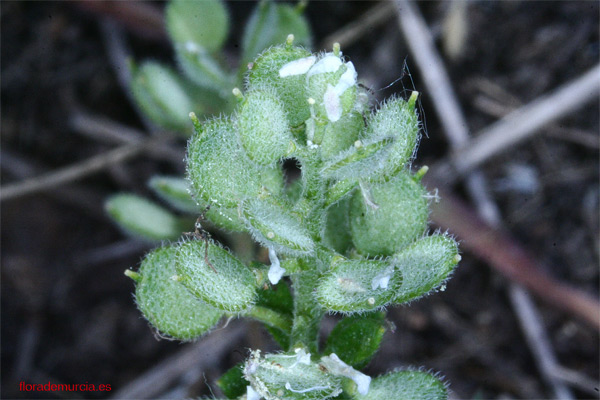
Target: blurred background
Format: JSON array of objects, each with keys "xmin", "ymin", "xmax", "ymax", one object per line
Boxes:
[{"xmin": 2, "ymin": 1, "xmax": 598, "ymax": 399}]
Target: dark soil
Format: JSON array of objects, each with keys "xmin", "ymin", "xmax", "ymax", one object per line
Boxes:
[{"xmin": 2, "ymin": 1, "xmax": 598, "ymax": 399}]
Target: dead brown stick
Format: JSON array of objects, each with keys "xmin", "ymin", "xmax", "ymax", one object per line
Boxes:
[
  {"xmin": 74, "ymin": 1, "xmax": 166, "ymax": 42},
  {"xmin": 450, "ymin": 64, "xmax": 600, "ymax": 177},
  {"xmin": 320, "ymin": 2, "xmax": 395, "ymax": 50},
  {"xmin": 110, "ymin": 323, "xmax": 245, "ymax": 399},
  {"xmin": 428, "ymin": 181, "xmax": 600, "ymax": 331},
  {"xmin": 0, "ymin": 139, "xmax": 158, "ymax": 202},
  {"xmin": 69, "ymin": 111, "xmax": 184, "ymax": 164}
]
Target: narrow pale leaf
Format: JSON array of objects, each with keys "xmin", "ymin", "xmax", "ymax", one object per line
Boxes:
[{"xmin": 105, "ymin": 194, "xmax": 186, "ymax": 241}]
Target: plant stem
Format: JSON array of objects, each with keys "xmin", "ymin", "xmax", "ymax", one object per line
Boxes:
[
  {"xmin": 244, "ymin": 306, "xmax": 293, "ymax": 333},
  {"xmin": 290, "ymin": 270, "xmax": 323, "ymax": 354}
]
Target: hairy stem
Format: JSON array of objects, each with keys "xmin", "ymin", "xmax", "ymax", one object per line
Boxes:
[
  {"xmin": 243, "ymin": 306, "xmax": 293, "ymax": 333},
  {"xmin": 290, "ymin": 270, "xmax": 323, "ymax": 353}
]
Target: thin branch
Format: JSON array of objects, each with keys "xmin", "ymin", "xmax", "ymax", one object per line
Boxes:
[
  {"xmin": 0, "ymin": 139, "xmax": 158, "ymax": 202},
  {"xmin": 509, "ymin": 285, "xmax": 575, "ymax": 400},
  {"xmin": 320, "ymin": 2, "xmax": 395, "ymax": 50},
  {"xmin": 451, "ymin": 64, "xmax": 600, "ymax": 175},
  {"xmin": 395, "ymin": 0, "xmax": 471, "ymax": 149},
  {"xmin": 110, "ymin": 323, "xmax": 245, "ymax": 399},
  {"xmin": 550, "ymin": 365, "xmax": 600, "ymax": 397},
  {"xmin": 68, "ymin": 111, "xmax": 184, "ymax": 164},
  {"xmin": 75, "ymin": 1, "xmax": 166, "ymax": 42}
]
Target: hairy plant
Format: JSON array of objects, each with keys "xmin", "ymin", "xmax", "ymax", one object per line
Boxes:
[
  {"xmin": 116, "ymin": 1, "xmax": 460, "ymax": 399},
  {"xmin": 106, "ymin": 0, "xmax": 311, "ymax": 235}
]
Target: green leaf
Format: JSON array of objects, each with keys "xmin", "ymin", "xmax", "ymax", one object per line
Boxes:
[
  {"xmin": 165, "ymin": 0, "xmax": 229, "ymax": 53},
  {"xmin": 217, "ymin": 363, "xmax": 247, "ymax": 399},
  {"xmin": 257, "ymin": 280, "xmax": 294, "ymax": 316},
  {"xmin": 248, "ymin": 45, "xmax": 312, "ymax": 127},
  {"xmin": 349, "ymin": 171, "xmax": 428, "ymax": 256},
  {"xmin": 203, "ymin": 204, "xmax": 248, "ymax": 232},
  {"xmin": 174, "ymin": 42, "xmax": 232, "ymax": 92},
  {"xmin": 323, "ymin": 196, "xmax": 354, "ymax": 255},
  {"xmin": 255, "ymin": 280, "xmax": 294, "ymax": 349},
  {"xmin": 238, "ymin": 88, "xmax": 293, "ymax": 166},
  {"xmin": 134, "ymin": 245, "xmax": 223, "ymax": 340},
  {"xmin": 176, "ymin": 239, "xmax": 258, "ymax": 312},
  {"xmin": 321, "ymin": 137, "xmax": 394, "ymax": 180},
  {"xmin": 130, "ymin": 62, "xmax": 197, "ymax": 131},
  {"xmin": 186, "ymin": 116, "xmax": 262, "ymax": 208},
  {"xmin": 360, "ymin": 97, "xmax": 420, "ymax": 178},
  {"xmin": 261, "ymin": 164, "xmax": 286, "ymax": 197},
  {"xmin": 393, "ymin": 234, "xmax": 460, "ymax": 304},
  {"xmin": 242, "ymin": 1, "xmax": 311, "ymax": 67},
  {"xmin": 315, "ymin": 257, "xmax": 402, "ymax": 313},
  {"xmin": 324, "ymin": 313, "xmax": 386, "ymax": 369},
  {"xmin": 353, "ymin": 369, "xmax": 447, "ymax": 400},
  {"xmin": 305, "ymin": 58, "xmax": 357, "ymax": 123},
  {"xmin": 242, "ymin": 197, "xmax": 315, "ymax": 256},
  {"xmin": 105, "ymin": 194, "xmax": 187, "ymax": 241},
  {"xmin": 320, "ymin": 111, "xmax": 364, "ymax": 160},
  {"xmin": 324, "ymin": 178, "xmax": 358, "ymax": 207},
  {"xmin": 148, "ymin": 175, "xmax": 199, "ymax": 214}
]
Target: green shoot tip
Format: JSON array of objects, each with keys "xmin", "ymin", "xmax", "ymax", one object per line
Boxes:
[
  {"xmin": 232, "ymin": 87, "xmax": 243, "ymax": 100},
  {"xmin": 295, "ymin": 0, "xmax": 308, "ymax": 13},
  {"xmin": 414, "ymin": 165, "xmax": 429, "ymax": 181},
  {"xmin": 333, "ymin": 42, "xmax": 341, "ymax": 56},
  {"xmin": 286, "ymin": 34, "xmax": 295, "ymax": 47},
  {"xmin": 124, "ymin": 269, "xmax": 142, "ymax": 282},
  {"xmin": 408, "ymin": 91, "xmax": 420, "ymax": 110},
  {"xmin": 189, "ymin": 112, "xmax": 202, "ymax": 132}
]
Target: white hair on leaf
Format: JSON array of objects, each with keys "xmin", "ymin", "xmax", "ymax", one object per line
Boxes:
[{"xmin": 285, "ymin": 382, "xmax": 330, "ymax": 393}]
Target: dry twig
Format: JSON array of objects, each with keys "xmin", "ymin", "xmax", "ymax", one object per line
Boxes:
[
  {"xmin": 448, "ymin": 64, "xmax": 600, "ymax": 179},
  {"xmin": 110, "ymin": 323, "xmax": 245, "ymax": 399},
  {"xmin": 0, "ymin": 139, "xmax": 159, "ymax": 202},
  {"xmin": 69, "ymin": 111, "xmax": 184, "ymax": 164},
  {"xmin": 75, "ymin": 1, "xmax": 165, "ymax": 42},
  {"xmin": 320, "ymin": 2, "xmax": 395, "ymax": 50}
]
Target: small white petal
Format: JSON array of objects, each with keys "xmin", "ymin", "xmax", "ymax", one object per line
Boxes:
[
  {"xmin": 353, "ymin": 373, "xmax": 372, "ymax": 395},
  {"xmin": 247, "ymin": 385, "xmax": 261, "ymax": 400},
  {"xmin": 308, "ymin": 54, "xmax": 342, "ymax": 77},
  {"xmin": 268, "ymin": 247, "xmax": 286, "ymax": 284},
  {"xmin": 320, "ymin": 353, "xmax": 371, "ymax": 395},
  {"xmin": 279, "ymin": 56, "xmax": 316, "ymax": 77},
  {"xmin": 334, "ymin": 62, "xmax": 357, "ymax": 94},
  {"xmin": 294, "ymin": 348, "xmax": 311, "ymax": 365},
  {"xmin": 324, "ymin": 84, "xmax": 342, "ymax": 122}
]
